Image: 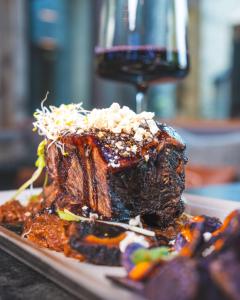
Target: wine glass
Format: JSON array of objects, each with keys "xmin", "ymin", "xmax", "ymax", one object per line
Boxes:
[{"xmin": 95, "ymin": 0, "xmax": 190, "ymax": 113}]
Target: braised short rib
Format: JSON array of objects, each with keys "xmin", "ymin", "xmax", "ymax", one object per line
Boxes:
[{"xmin": 44, "ymin": 123, "xmax": 186, "ymax": 228}]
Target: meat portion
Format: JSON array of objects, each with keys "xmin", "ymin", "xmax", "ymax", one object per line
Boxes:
[{"xmin": 44, "ymin": 124, "xmax": 186, "ymax": 227}]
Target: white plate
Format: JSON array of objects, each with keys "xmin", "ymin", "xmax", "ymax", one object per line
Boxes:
[{"xmin": 0, "ymin": 189, "xmax": 240, "ymax": 300}]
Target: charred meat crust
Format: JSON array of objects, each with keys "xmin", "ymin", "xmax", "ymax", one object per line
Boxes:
[
  {"xmin": 69, "ymin": 221, "xmax": 126, "ymax": 240},
  {"xmin": 108, "ymin": 145, "xmax": 185, "ymax": 225},
  {"xmin": 69, "ymin": 238, "xmax": 121, "ymax": 266},
  {"xmin": 68, "ymin": 222, "xmax": 126, "ymax": 266},
  {"xmin": 44, "ymin": 124, "xmax": 186, "ymax": 228}
]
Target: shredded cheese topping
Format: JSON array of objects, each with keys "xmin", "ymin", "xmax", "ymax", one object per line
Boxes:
[{"xmin": 33, "ymin": 102, "xmax": 159, "ymax": 142}]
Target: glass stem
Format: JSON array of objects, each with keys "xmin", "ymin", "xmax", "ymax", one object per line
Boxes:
[{"xmin": 136, "ymin": 89, "xmax": 147, "ymax": 113}]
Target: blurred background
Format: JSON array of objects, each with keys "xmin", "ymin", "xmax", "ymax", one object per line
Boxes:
[{"xmin": 1, "ymin": 0, "xmax": 240, "ymax": 195}]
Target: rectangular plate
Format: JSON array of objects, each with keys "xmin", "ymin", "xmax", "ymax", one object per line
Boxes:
[{"xmin": 0, "ymin": 189, "xmax": 240, "ymax": 300}]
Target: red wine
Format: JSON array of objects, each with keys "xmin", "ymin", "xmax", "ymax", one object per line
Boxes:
[{"xmin": 96, "ymin": 46, "xmax": 189, "ymax": 89}]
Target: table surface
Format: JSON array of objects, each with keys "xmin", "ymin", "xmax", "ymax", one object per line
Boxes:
[
  {"xmin": 1, "ymin": 183, "xmax": 240, "ymax": 300},
  {"xmin": 0, "ymin": 250, "xmax": 78, "ymax": 300}
]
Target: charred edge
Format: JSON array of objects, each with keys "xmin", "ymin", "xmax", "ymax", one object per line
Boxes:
[
  {"xmin": 108, "ymin": 145, "xmax": 185, "ymax": 226},
  {"xmin": 69, "ymin": 237, "xmax": 121, "ymax": 266},
  {"xmin": 73, "ymin": 221, "xmax": 126, "ymax": 240},
  {"xmin": 88, "ymin": 146, "xmax": 98, "ymax": 212},
  {"xmin": 55, "ymin": 146, "xmax": 62, "ymax": 189},
  {"xmin": 54, "ymin": 144, "xmax": 73, "ymax": 195},
  {"xmin": 75, "ymin": 145, "xmax": 89, "ymax": 207}
]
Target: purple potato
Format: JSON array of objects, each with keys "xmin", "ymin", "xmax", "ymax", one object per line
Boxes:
[
  {"xmin": 121, "ymin": 243, "xmax": 144, "ymax": 272},
  {"xmin": 174, "ymin": 233, "xmax": 187, "ymax": 252}
]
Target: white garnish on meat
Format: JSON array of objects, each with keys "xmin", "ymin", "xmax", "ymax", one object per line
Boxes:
[
  {"xmin": 108, "ymin": 161, "xmax": 121, "ymax": 168},
  {"xmin": 130, "ymin": 145, "xmax": 137, "ymax": 154},
  {"xmin": 33, "ymin": 103, "xmax": 89, "ymax": 141},
  {"xmin": 144, "ymin": 154, "xmax": 149, "ymax": 162},
  {"xmin": 115, "ymin": 141, "xmax": 123, "ymax": 150},
  {"xmin": 33, "ymin": 101, "xmax": 161, "ymax": 162},
  {"xmin": 129, "ymin": 215, "xmax": 143, "ymax": 228},
  {"xmin": 82, "ymin": 205, "xmax": 88, "ymax": 211},
  {"xmin": 33, "ymin": 102, "xmax": 159, "ymax": 142},
  {"xmin": 146, "ymin": 119, "xmax": 159, "ymax": 135},
  {"xmin": 119, "ymin": 231, "xmax": 149, "ymax": 252},
  {"xmin": 133, "ymin": 127, "xmax": 146, "ymax": 142}
]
